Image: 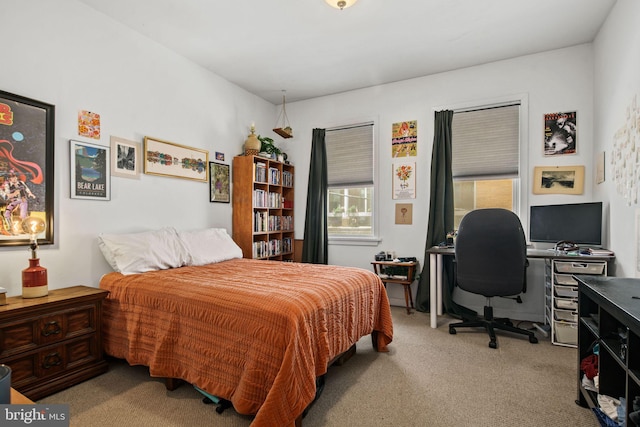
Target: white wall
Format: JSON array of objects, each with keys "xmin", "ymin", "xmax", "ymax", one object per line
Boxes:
[
  {"xmin": 0, "ymin": 0, "xmax": 275, "ymax": 296},
  {"xmin": 286, "ymin": 45, "xmax": 598, "ymax": 321},
  {"xmin": 593, "ymin": 0, "xmax": 640, "ymax": 278},
  {"xmin": 3, "ymin": 0, "xmax": 637, "ymax": 320}
]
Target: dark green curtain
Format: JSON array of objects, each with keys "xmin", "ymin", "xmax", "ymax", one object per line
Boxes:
[
  {"xmin": 302, "ymin": 128, "xmax": 328, "ymax": 264},
  {"xmin": 415, "ymin": 110, "xmax": 461, "ymax": 315}
]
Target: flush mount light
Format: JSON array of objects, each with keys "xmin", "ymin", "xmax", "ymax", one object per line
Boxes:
[{"xmin": 324, "ymin": 0, "xmax": 358, "ymax": 10}]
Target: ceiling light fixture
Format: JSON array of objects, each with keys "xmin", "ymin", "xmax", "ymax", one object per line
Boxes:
[{"xmin": 325, "ymin": 0, "xmax": 358, "ymax": 10}]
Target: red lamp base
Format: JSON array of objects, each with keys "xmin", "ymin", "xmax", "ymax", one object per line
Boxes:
[{"xmin": 22, "ymin": 258, "xmax": 48, "ymax": 299}]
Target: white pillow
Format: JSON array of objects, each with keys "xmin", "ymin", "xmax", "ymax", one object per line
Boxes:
[
  {"xmin": 178, "ymin": 228, "xmax": 243, "ymax": 266},
  {"xmin": 98, "ymin": 227, "xmax": 190, "ymax": 275}
]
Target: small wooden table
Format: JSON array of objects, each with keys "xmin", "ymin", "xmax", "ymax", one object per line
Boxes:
[
  {"xmin": 11, "ymin": 387, "xmax": 34, "ymax": 404},
  {"xmin": 371, "ymin": 261, "xmax": 418, "ymax": 314}
]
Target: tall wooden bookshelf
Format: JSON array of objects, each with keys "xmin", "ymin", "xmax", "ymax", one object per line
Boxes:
[{"xmin": 232, "ymin": 155, "xmax": 294, "ymax": 261}]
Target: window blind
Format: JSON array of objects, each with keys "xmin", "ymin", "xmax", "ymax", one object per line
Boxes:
[
  {"xmin": 326, "ymin": 122, "xmax": 374, "ymax": 186},
  {"xmin": 451, "ymin": 104, "xmax": 520, "ymax": 179}
]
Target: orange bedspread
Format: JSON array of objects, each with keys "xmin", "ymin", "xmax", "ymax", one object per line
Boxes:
[{"xmin": 100, "ymin": 258, "xmax": 393, "ymax": 426}]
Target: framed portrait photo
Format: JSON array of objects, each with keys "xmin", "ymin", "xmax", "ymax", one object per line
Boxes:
[
  {"xmin": 70, "ymin": 140, "xmax": 111, "ymax": 201},
  {"xmin": 209, "ymin": 162, "xmax": 230, "ymax": 203},
  {"xmin": 0, "ymin": 90, "xmax": 55, "ymax": 246},
  {"xmin": 110, "ymin": 136, "xmax": 141, "ymax": 179}
]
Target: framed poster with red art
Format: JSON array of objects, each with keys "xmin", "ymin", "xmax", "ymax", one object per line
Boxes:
[{"xmin": 0, "ymin": 90, "xmax": 55, "ymax": 246}]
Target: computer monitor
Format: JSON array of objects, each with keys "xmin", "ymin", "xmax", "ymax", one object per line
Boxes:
[{"xmin": 529, "ymin": 202, "xmax": 603, "ymax": 246}]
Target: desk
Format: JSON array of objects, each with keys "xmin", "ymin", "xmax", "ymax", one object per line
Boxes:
[
  {"xmin": 371, "ymin": 261, "xmax": 418, "ymax": 314},
  {"xmin": 425, "ymin": 246, "xmax": 614, "ymax": 328}
]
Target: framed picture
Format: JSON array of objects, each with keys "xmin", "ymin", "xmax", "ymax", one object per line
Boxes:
[
  {"xmin": 144, "ymin": 136, "xmax": 208, "ymax": 182},
  {"xmin": 395, "ymin": 203, "xmax": 413, "ymax": 224},
  {"xmin": 544, "ymin": 111, "xmax": 577, "ymax": 156},
  {"xmin": 392, "ymin": 162, "xmax": 416, "ymax": 199},
  {"xmin": 533, "ymin": 165, "xmax": 585, "ymax": 195},
  {"xmin": 70, "ymin": 140, "xmax": 110, "ymax": 200},
  {"xmin": 110, "ymin": 136, "xmax": 141, "ymax": 179},
  {"xmin": 0, "ymin": 90, "xmax": 55, "ymax": 246},
  {"xmin": 209, "ymin": 162, "xmax": 230, "ymax": 203}
]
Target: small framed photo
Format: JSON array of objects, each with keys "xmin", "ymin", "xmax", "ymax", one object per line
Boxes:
[
  {"xmin": 143, "ymin": 136, "xmax": 208, "ymax": 182},
  {"xmin": 532, "ymin": 165, "xmax": 584, "ymax": 195},
  {"xmin": 110, "ymin": 136, "xmax": 141, "ymax": 179},
  {"xmin": 70, "ymin": 140, "xmax": 110, "ymax": 200},
  {"xmin": 209, "ymin": 162, "xmax": 230, "ymax": 203},
  {"xmin": 395, "ymin": 203, "xmax": 413, "ymax": 224}
]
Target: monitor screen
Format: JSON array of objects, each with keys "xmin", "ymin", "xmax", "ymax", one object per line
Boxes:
[{"xmin": 529, "ymin": 202, "xmax": 603, "ymax": 245}]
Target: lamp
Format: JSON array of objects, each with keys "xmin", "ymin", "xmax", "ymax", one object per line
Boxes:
[
  {"xmin": 21, "ymin": 216, "xmax": 48, "ymax": 298},
  {"xmin": 244, "ymin": 123, "xmax": 261, "ymax": 156},
  {"xmin": 324, "ymin": 0, "xmax": 358, "ymax": 10}
]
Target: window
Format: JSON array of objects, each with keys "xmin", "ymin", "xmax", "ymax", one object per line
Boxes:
[
  {"xmin": 326, "ymin": 122, "xmax": 375, "ymax": 238},
  {"xmin": 451, "ymin": 104, "xmax": 520, "ymax": 229}
]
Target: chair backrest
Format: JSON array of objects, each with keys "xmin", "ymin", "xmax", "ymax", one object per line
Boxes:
[{"xmin": 455, "ymin": 208, "xmax": 527, "ymax": 297}]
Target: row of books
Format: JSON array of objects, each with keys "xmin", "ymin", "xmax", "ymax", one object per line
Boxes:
[
  {"xmin": 252, "ymin": 237, "xmax": 293, "ymax": 258},
  {"xmin": 282, "ymin": 171, "xmax": 293, "ymax": 187},
  {"xmin": 254, "ymin": 213, "xmax": 293, "ymax": 232},
  {"xmin": 253, "ymin": 189, "xmax": 282, "ymax": 208},
  {"xmin": 253, "ymin": 162, "xmax": 294, "ymax": 186}
]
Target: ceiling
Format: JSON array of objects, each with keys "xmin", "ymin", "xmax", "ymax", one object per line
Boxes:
[{"xmin": 77, "ymin": 0, "xmax": 616, "ymax": 105}]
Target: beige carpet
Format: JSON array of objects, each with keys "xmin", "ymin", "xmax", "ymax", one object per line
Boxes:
[{"xmin": 39, "ymin": 307, "xmax": 598, "ymax": 426}]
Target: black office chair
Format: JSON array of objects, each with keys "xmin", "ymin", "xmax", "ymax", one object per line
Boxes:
[{"xmin": 448, "ymin": 208, "xmax": 538, "ymax": 349}]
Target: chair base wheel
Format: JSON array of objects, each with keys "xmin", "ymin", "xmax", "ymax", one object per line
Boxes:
[
  {"xmin": 449, "ymin": 327, "xmax": 457, "ymax": 335},
  {"xmin": 489, "ymin": 341, "xmax": 497, "ymax": 349},
  {"xmin": 529, "ymin": 336, "xmax": 538, "ymax": 344}
]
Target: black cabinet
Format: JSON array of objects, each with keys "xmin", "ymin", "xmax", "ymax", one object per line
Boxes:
[{"xmin": 576, "ymin": 275, "xmax": 640, "ymax": 425}]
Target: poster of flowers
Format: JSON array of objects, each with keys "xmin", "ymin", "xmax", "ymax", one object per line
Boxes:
[{"xmin": 393, "ymin": 162, "xmax": 415, "ymax": 199}]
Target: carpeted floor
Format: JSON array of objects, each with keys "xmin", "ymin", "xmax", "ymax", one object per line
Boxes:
[{"xmin": 39, "ymin": 306, "xmax": 598, "ymax": 426}]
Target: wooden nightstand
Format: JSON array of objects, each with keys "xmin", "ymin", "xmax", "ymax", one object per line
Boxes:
[
  {"xmin": 371, "ymin": 261, "xmax": 418, "ymax": 314},
  {"xmin": 0, "ymin": 286, "xmax": 109, "ymax": 400}
]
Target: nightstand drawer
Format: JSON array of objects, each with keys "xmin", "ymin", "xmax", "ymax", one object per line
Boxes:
[
  {"xmin": 5, "ymin": 329, "xmax": 100, "ymax": 390},
  {"xmin": 0, "ymin": 303, "xmax": 98, "ymax": 357}
]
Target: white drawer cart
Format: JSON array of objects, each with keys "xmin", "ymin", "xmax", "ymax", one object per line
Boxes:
[{"xmin": 545, "ymin": 258, "xmax": 609, "ymax": 347}]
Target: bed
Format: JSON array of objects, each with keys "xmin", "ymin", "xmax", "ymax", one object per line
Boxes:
[{"xmin": 97, "ymin": 227, "xmax": 393, "ymax": 426}]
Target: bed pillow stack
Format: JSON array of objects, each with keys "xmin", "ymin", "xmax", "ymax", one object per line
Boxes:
[{"xmin": 98, "ymin": 227, "xmax": 242, "ymax": 275}]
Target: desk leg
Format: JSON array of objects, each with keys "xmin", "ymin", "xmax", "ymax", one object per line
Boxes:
[
  {"xmin": 430, "ymin": 253, "xmax": 437, "ymax": 328},
  {"xmin": 436, "ymin": 254, "xmax": 443, "ymax": 317}
]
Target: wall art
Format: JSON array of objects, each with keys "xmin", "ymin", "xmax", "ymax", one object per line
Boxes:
[
  {"xmin": 0, "ymin": 90, "xmax": 55, "ymax": 246},
  {"xmin": 143, "ymin": 136, "xmax": 208, "ymax": 182},
  {"xmin": 544, "ymin": 111, "xmax": 577, "ymax": 156},
  {"xmin": 209, "ymin": 161, "xmax": 230, "ymax": 203},
  {"xmin": 70, "ymin": 140, "xmax": 110, "ymax": 200},
  {"xmin": 532, "ymin": 165, "xmax": 584, "ymax": 195},
  {"xmin": 110, "ymin": 136, "xmax": 141, "ymax": 179}
]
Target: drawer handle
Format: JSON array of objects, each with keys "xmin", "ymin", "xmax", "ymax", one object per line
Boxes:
[
  {"xmin": 42, "ymin": 320, "xmax": 61, "ymax": 337},
  {"xmin": 42, "ymin": 352, "xmax": 62, "ymax": 369}
]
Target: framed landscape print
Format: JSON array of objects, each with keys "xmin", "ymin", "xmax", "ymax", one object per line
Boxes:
[
  {"xmin": 110, "ymin": 136, "xmax": 141, "ymax": 179},
  {"xmin": 143, "ymin": 136, "xmax": 208, "ymax": 182},
  {"xmin": 0, "ymin": 90, "xmax": 55, "ymax": 246},
  {"xmin": 70, "ymin": 140, "xmax": 110, "ymax": 200},
  {"xmin": 533, "ymin": 165, "xmax": 585, "ymax": 195},
  {"xmin": 209, "ymin": 162, "xmax": 230, "ymax": 203}
]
